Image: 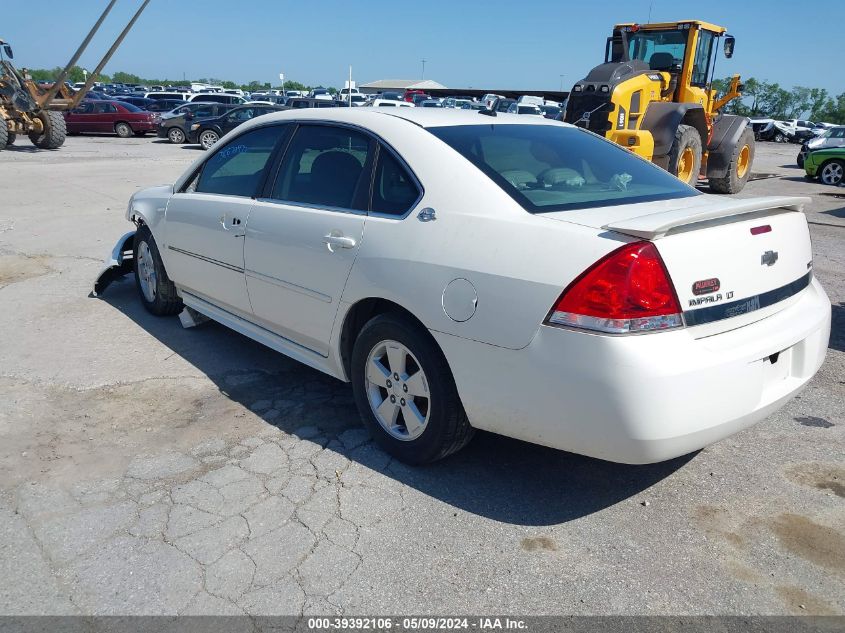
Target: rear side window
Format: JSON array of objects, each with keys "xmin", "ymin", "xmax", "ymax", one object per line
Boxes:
[
  {"xmin": 371, "ymin": 147, "xmax": 420, "ymax": 216},
  {"xmin": 272, "ymin": 125, "xmax": 371, "ymax": 210},
  {"xmin": 429, "ymin": 124, "xmax": 699, "ymax": 213},
  {"xmin": 196, "ymin": 126, "xmax": 286, "ymax": 197}
]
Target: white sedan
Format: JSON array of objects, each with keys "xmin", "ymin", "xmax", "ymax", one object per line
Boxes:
[{"xmin": 95, "ymin": 109, "xmax": 831, "ymax": 465}]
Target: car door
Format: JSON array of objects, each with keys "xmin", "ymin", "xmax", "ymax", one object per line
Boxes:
[
  {"xmin": 244, "ymin": 123, "xmax": 375, "ymax": 355},
  {"xmin": 163, "ymin": 124, "xmax": 288, "ymax": 316},
  {"xmin": 64, "ymin": 102, "xmax": 93, "ymax": 132},
  {"xmin": 93, "ymin": 102, "xmax": 118, "ymax": 133}
]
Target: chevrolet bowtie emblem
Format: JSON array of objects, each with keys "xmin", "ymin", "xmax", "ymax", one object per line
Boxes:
[{"xmin": 761, "ymin": 250, "xmax": 779, "ymax": 266}]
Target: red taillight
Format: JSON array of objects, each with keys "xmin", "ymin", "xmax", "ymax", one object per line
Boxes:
[
  {"xmin": 750, "ymin": 225, "xmax": 771, "ymax": 235},
  {"xmin": 546, "ymin": 241, "xmax": 684, "ymax": 334}
]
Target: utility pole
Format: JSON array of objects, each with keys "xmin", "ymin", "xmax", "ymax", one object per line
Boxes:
[
  {"xmin": 421, "ymin": 59, "xmax": 426, "ymax": 80},
  {"xmin": 559, "ymin": 74, "xmax": 565, "ymax": 92}
]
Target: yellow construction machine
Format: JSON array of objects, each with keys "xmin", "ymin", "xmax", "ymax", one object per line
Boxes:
[
  {"xmin": 0, "ymin": 0, "xmax": 150, "ymax": 152},
  {"xmin": 564, "ymin": 20, "xmax": 752, "ymax": 193}
]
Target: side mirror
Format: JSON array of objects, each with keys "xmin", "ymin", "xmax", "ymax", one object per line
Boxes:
[
  {"xmin": 3, "ymin": 44, "xmax": 12, "ymax": 59},
  {"xmin": 723, "ymin": 35, "xmax": 735, "ymax": 59}
]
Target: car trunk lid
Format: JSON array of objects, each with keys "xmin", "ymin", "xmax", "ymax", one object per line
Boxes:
[{"xmin": 545, "ymin": 195, "xmax": 814, "ymax": 334}]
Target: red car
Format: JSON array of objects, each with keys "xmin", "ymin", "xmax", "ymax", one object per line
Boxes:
[
  {"xmin": 402, "ymin": 89, "xmax": 427, "ymax": 103},
  {"xmin": 64, "ymin": 100, "xmax": 157, "ymax": 137}
]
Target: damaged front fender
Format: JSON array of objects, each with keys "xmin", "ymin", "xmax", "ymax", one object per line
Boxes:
[{"xmin": 92, "ymin": 230, "xmax": 136, "ymax": 297}]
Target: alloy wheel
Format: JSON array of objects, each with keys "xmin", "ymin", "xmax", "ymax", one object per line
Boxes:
[
  {"xmin": 136, "ymin": 241, "xmax": 157, "ymax": 302},
  {"xmin": 200, "ymin": 131, "xmax": 219, "ymax": 149},
  {"xmin": 820, "ymin": 162, "xmax": 843, "ymax": 185},
  {"xmin": 365, "ymin": 340, "xmax": 430, "ymax": 441},
  {"xmin": 168, "ymin": 128, "xmax": 185, "ymax": 144}
]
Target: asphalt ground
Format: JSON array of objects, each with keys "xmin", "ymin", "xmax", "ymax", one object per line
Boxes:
[{"xmin": 0, "ymin": 134, "xmax": 842, "ymax": 619}]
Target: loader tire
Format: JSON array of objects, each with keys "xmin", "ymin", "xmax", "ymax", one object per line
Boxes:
[
  {"xmin": 709, "ymin": 127, "xmax": 755, "ymax": 194},
  {"xmin": 7, "ymin": 132, "xmax": 15, "ymax": 145},
  {"xmin": 667, "ymin": 124, "xmax": 702, "ymax": 187},
  {"xmin": 28, "ymin": 111, "xmax": 66, "ymax": 149},
  {"xmin": 0, "ymin": 117, "xmax": 8, "ymax": 151}
]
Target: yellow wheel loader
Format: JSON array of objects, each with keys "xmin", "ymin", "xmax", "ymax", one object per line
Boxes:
[
  {"xmin": 0, "ymin": 0, "xmax": 150, "ymax": 153},
  {"xmin": 564, "ymin": 20, "xmax": 753, "ymax": 193}
]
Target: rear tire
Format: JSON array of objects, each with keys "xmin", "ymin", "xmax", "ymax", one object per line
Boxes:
[
  {"xmin": 167, "ymin": 127, "xmax": 186, "ymax": 144},
  {"xmin": 797, "ymin": 153, "xmax": 805, "ymax": 168},
  {"xmin": 351, "ymin": 313, "xmax": 474, "ymax": 464},
  {"xmin": 28, "ymin": 111, "xmax": 66, "ymax": 149},
  {"xmin": 709, "ymin": 127, "xmax": 755, "ymax": 194},
  {"xmin": 819, "ymin": 160, "xmax": 844, "ymax": 186},
  {"xmin": 133, "ymin": 225, "xmax": 183, "ymax": 316},
  {"xmin": 667, "ymin": 124, "xmax": 702, "ymax": 187},
  {"xmin": 774, "ymin": 132, "xmax": 786, "ymax": 143},
  {"xmin": 0, "ymin": 118, "xmax": 7, "ymax": 151},
  {"xmin": 115, "ymin": 122, "xmax": 133, "ymax": 138},
  {"xmin": 7, "ymin": 132, "xmax": 15, "ymax": 145}
]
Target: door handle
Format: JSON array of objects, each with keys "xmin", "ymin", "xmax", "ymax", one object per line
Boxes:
[{"xmin": 323, "ymin": 233, "xmax": 356, "ymax": 252}]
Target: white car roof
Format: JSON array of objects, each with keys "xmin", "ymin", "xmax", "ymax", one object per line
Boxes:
[{"xmin": 248, "ymin": 107, "xmax": 569, "ymax": 130}]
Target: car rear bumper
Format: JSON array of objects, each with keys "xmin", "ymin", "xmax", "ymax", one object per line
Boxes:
[
  {"xmin": 433, "ymin": 277, "xmax": 831, "ymax": 464},
  {"xmin": 134, "ymin": 121, "xmax": 157, "ymax": 131}
]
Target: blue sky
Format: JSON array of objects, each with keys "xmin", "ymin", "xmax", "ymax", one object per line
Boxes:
[{"xmin": 4, "ymin": 0, "xmax": 843, "ymax": 94}]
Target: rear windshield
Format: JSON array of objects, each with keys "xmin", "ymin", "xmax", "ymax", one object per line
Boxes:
[
  {"xmin": 116, "ymin": 101, "xmax": 143, "ymax": 113},
  {"xmin": 428, "ymin": 124, "xmax": 699, "ymax": 213}
]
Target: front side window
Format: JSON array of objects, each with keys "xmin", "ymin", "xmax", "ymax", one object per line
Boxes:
[
  {"xmin": 371, "ymin": 147, "xmax": 420, "ymax": 216},
  {"xmin": 195, "ymin": 125, "xmax": 286, "ymax": 197},
  {"xmin": 429, "ymin": 124, "xmax": 699, "ymax": 213},
  {"xmin": 272, "ymin": 125, "xmax": 371, "ymax": 210},
  {"xmin": 691, "ymin": 30, "xmax": 715, "ymax": 86}
]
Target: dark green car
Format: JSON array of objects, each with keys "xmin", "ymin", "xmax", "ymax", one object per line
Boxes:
[{"xmin": 804, "ymin": 146, "xmax": 845, "ymax": 185}]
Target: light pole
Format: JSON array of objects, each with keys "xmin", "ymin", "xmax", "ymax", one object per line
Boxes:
[
  {"xmin": 559, "ymin": 74, "xmax": 565, "ymax": 92},
  {"xmin": 421, "ymin": 59, "xmax": 426, "ymax": 80}
]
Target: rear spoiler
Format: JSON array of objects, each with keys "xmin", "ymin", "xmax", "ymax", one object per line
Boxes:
[{"xmin": 603, "ymin": 196, "xmax": 810, "ymax": 240}]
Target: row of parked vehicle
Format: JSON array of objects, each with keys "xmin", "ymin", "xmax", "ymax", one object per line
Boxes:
[
  {"xmin": 750, "ymin": 118, "xmax": 838, "ymax": 144},
  {"xmin": 60, "ymin": 84, "xmax": 568, "ymax": 149}
]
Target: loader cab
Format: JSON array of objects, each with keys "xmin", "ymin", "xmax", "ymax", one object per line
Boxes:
[{"xmin": 613, "ymin": 21, "xmax": 726, "ymax": 109}]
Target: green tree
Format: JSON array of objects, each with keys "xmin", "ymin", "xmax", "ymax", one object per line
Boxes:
[{"xmin": 112, "ymin": 71, "xmax": 142, "ymax": 84}]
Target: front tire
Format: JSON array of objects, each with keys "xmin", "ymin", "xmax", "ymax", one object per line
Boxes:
[
  {"xmin": 0, "ymin": 117, "xmax": 7, "ymax": 151},
  {"xmin": 709, "ymin": 127, "xmax": 755, "ymax": 194},
  {"xmin": 819, "ymin": 160, "xmax": 844, "ymax": 186},
  {"xmin": 167, "ymin": 127, "xmax": 186, "ymax": 144},
  {"xmin": 115, "ymin": 122, "xmax": 133, "ymax": 138},
  {"xmin": 667, "ymin": 124, "xmax": 702, "ymax": 187},
  {"xmin": 774, "ymin": 132, "xmax": 786, "ymax": 143},
  {"xmin": 351, "ymin": 314, "xmax": 474, "ymax": 464},
  {"xmin": 133, "ymin": 225, "xmax": 183, "ymax": 316},
  {"xmin": 7, "ymin": 132, "xmax": 15, "ymax": 145},
  {"xmin": 28, "ymin": 111, "xmax": 66, "ymax": 149},
  {"xmin": 199, "ymin": 129, "xmax": 219, "ymax": 150}
]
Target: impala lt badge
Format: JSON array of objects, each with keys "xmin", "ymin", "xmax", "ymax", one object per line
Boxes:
[{"xmin": 761, "ymin": 250, "xmax": 779, "ymax": 266}]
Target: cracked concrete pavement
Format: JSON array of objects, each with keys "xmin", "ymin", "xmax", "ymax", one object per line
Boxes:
[{"xmin": 0, "ymin": 136, "xmax": 843, "ymax": 617}]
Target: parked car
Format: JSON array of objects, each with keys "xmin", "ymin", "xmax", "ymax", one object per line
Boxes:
[
  {"xmin": 365, "ymin": 99, "xmax": 415, "ymax": 108},
  {"xmin": 803, "ymin": 146, "xmax": 845, "ymax": 185},
  {"xmin": 116, "ymin": 96, "xmax": 186, "ymax": 113},
  {"xmin": 308, "ymin": 88, "xmax": 333, "ymax": 101},
  {"xmin": 798, "ymin": 126, "xmax": 845, "ymax": 167},
  {"xmin": 539, "ymin": 104, "xmax": 563, "ymax": 120},
  {"xmin": 460, "ymin": 102, "xmax": 485, "ymax": 111},
  {"xmin": 379, "ymin": 92, "xmax": 403, "ymax": 101},
  {"xmin": 187, "ymin": 104, "xmax": 286, "ymax": 149},
  {"xmin": 98, "ymin": 109, "xmax": 830, "ymax": 466},
  {"xmin": 287, "ymin": 98, "xmax": 340, "ymax": 110},
  {"xmin": 441, "ymin": 98, "xmax": 473, "ymax": 109},
  {"xmin": 64, "ymin": 100, "xmax": 157, "ymax": 137},
  {"xmin": 402, "ymin": 89, "xmax": 429, "ymax": 103},
  {"xmin": 480, "ymin": 93, "xmax": 505, "ymax": 108},
  {"xmin": 507, "ymin": 102, "xmax": 544, "ymax": 116},
  {"xmin": 187, "ymin": 93, "xmax": 246, "ymax": 105},
  {"xmin": 496, "ymin": 98, "xmax": 516, "ymax": 113},
  {"xmin": 157, "ymin": 102, "xmax": 239, "ymax": 144},
  {"xmin": 418, "ymin": 99, "xmax": 443, "ymax": 108},
  {"xmin": 145, "ymin": 91, "xmax": 190, "ymax": 102},
  {"xmin": 410, "ymin": 93, "xmax": 432, "ymax": 106}
]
